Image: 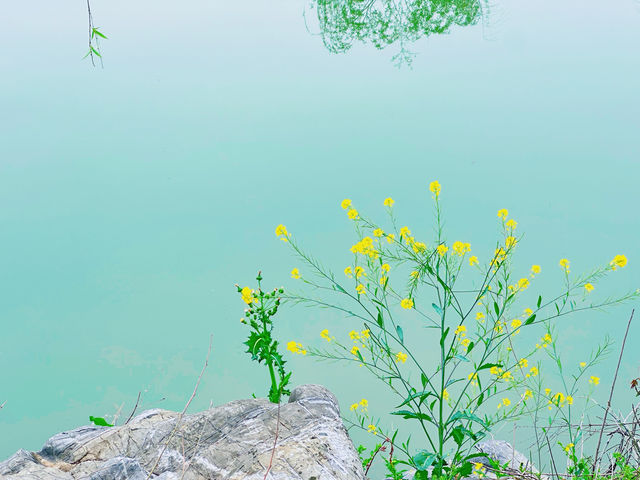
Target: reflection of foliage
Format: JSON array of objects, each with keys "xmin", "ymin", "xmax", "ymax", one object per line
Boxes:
[{"xmin": 308, "ymin": 0, "xmax": 484, "ymax": 65}]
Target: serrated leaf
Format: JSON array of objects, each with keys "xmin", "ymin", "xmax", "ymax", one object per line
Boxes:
[{"xmin": 413, "ymin": 451, "xmax": 437, "ymax": 470}]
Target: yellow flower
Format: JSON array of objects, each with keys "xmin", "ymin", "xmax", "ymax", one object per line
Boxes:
[
  {"xmin": 523, "ymin": 308, "xmax": 533, "ymax": 317},
  {"xmin": 341, "ymin": 199, "xmax": 352, "ymax": 210},
  {"xmin": 287, "ymin": 341, "xmax": 306, "ymax": 355},
  {"xmin": 395, "ymin": 352, "xmax": 408, "ymax": 363},
  {"xmin": 350, "ymin": 345, "xmax": 360, "ymax": 356},
  {"xmin": 386, "ymin": 234, "xmax": 395, "ymax": 243},
  {"xmin": 381, "ymin": 263, "xmax": 390, "ymax": 273},
  {"xmin": 567, "ymin": 395, "xmax": 574, "ymax": 405},
  {"xmin": 454, "ymin": 325, "xmax": 467, "ymax": 336},
  {"xmin": 584, "ymin": 283, "xmax": 594, "ymax": 292},
  {"xmin": 429, "ymin": 180, "xmax": 441, "ymax": 197},
  {"xmin": 373, "ymin": 228, "xmax": 384, "ymax": 237},
  {"xmin": 359, "ymin": 398, "xmax": 368, "ymax": 409},
  {"xmin": 490, "ymin": 366, "xmax": 500, "ymax": 375},
  {"xmin": 518, "ymin": 358, "xmax": 528, "ymax": 368},
  {"xmin": 367, "ymin": 424, "xmax": 377, "ymax": 434},
  {"xmin": 505, "ymin": 236, "xmax": 517, "ymax": 248},
  {"xmin": 401, "ymin": 298, "xmax": 414, "ymax": 309},
  {"xmin": 559, "ymin": 258, "xmax": 570, "ymax": 272},
  {"xmin": 361, "ymin": 329, "xmax": 370, "ymax": 338},
  {"xmin": 291, "ymin": 268, "xmax": 301, "ymax": 279},
  {"xmin": 350, "ymin": 403, "xmax": 359, "ymax": 411},
  {"xmin": 461, "ymin": 338, "xmax": 471, "ymax": 347},
  {"xmin": 469, "ymin": 255, "xmax": 479, "ymax": 266},
  {"xmin": 320, "ymin": 329, "xmax": 332, "ymax": 342},
  {"xmin": 523, "ymin": 389, "xmax": 533, "ymax": 400},
  {"xmin": 356, "ymin": 284, "xmax": 366, "ymax": 295},
  {"xmin": 240, "ymin": 317, "xmax": 245, "ymax": 323},
  {"xmin": 383, "ymin": 197, "xmax": 394, "ymax": 207},
  {"xmin": 347, "ymin": 208, "xmax": 359, "ymax": 220},
  {"xmin": 589, "ymin": 376, "xmax": 600, "ymax": 385},
  {"xmin": 443, "ymin": 388, "xmax": 450, "ymax": 401},
  {"xmin": 354, "ymin": 266, "xmax": 366, "ymax": 278},
  {"xmin": 545, "ymin": 388, "xmax": 551, "ymax": 396},
  {"xmin": 564, "ymin": 443, "xmax": 575, "ymax": 453},
  {"xmin": 505, "ymin": 219, "xmax": 517, "ymax": 229},
  {"xmin": 410, "ymin": 270, "xmax": 419, "ymax": 279},
  {"xmin": 475, "ymin": 312, "xmax": 485, "ymax": 322},
  {"xmin": 275, "ymin": 224, "xmax": 290, "ymax": 241},
  {"xmin": 497, "ymin": 208, "xmax": 509, "ymax": 219},
  {"xmin": 501, "ymin": 371, "xmax": 513, "ymax": 381},
  {"xmin": 241, "ymin": 287, "xmax": 254, "ymax": 305},
  {"xmin": 379, "ymin": 276, "xmax": 387, "ymax": 286},
  {"xmin": 468, "ymin": 372, "xmax": 478, "ymax": 385},
  {"xmin": 580, "ymin": 362, "xmax": 586, "ymax": 368},
  {"xmin": 610, "ymin": 254, "xmax": 628, "ymax": 270},
  {"xmin": 531, "ymin": 265, "xmax": 541, "ymax": 275},
  {"xmin": 412, "ymin": 241, "xmax": 427, "ymax": 253},
  {"xmin": 399, "ymin": 226, "xmax": 411, "ymax": 239},
  {"xmin": 502, "ymin": 397, "xmax": 511, "ymax": 407},
  {"xmin": 517, "ymin": 278, "xmax": 530, "ymax": 290},
  {"xmin": 349, "ymin": 330, "xmax": 360, "ymax": 340},
  {"xmin": 473, "ymin": 463, "xmax": 486, "ymax": 477},
  {"xmin": 527, "ymin": 366, "xmax": 539, "ymax": 378},
  {"xmin": 437, "ymin": 244, "xmax": 448, "ymax": 256},
  {"xmin": 344, "ymin": 266, "xmax": 353, "ymax": 278},
  {"xmin": 452, "ymin": 241, "xmax": 471, "ymax": 256}
]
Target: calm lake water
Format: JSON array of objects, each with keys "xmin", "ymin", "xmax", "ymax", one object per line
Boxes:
[{"xmin": 1, "ymin": 0, "xmax": 639, "ymax": 467}]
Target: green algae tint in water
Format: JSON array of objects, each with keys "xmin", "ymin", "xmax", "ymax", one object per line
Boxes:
[{"xmin": 0, "ymin": 0, "xmax": 639, "ymax": 474}]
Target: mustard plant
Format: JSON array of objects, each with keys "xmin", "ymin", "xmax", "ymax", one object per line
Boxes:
[
  {"xmin": 274, "ymin": 181, "xmax": 638, "ymax": 479},
  {"xmin": 236, "ymin": 272, "xmax": 291, "ymax": 403}
]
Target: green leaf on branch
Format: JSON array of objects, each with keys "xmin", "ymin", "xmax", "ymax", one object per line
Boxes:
[
  {"xmin": 391, "ymin": 410, "xmax": 433, "ymax": 422},
  {"xmin": 537, "ymin": 295, "xmax": 542, "ymax": 308},
  {"xmin": 89, "ymin": 416, "xmax": 113, "ymax": 427},
  {"xmin": 397, "ymin": 325, "xmax": 404, "ymax": 343},
  {"xmin": 396, "ymin": 390, "xmax": 434, "ymax": 408},
  {"xmin": 432, "ymin": 303, "xmax": 443, "ymax": 317},
  {"xmin": 493, "ymin": 301, "xmax": 500, "ymax": 317},
  {"xmin": 524, "ymin": 314, "xmax": 536, "ymax": 326},
  {"xmin": 440, "ymin": 327, "xmax": 450, "ymax": 347},
  {"xmin": 477, "ymin": 362, "xmax": 501, "ymax": 371},
  {"xmin": 413, "ymin": 451, "xmax": 437, "ymax": 470}
]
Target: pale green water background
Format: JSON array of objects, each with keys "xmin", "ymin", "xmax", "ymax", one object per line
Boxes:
[{"xmin": 1, "ymin": 0, "xmax": 640, "ymax": 465}]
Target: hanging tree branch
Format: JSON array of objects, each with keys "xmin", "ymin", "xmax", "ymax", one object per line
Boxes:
[{"xmin": 85, "ymin": 0, "xmax": 107, "ymax": 67}]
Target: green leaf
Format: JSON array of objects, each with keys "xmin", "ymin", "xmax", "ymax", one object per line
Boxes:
[
  {"xmin": 477, "ymin": 362, "xmax": 501, "ymax": 371},
  {"xmin": 92, "ymin": 28, "xmax": 108, "ymax": 39},
  {"xmin": 440, "ymin": 327, "xmax": 450, "ymax": 347},
  {"xmin": 457, "ymin": 461, "xmax": 473, "ymax": 477},
  {"xmin": 421, "ymin": 373, "xmax": 428, "ymax": 389},
  {"xmin": 452, "ymin": 426, "xmax": 465, "ymax": 446},
  {"xmin": 89, "ymin": 416, "xmax": 113, "ymax": 427},
  {"xmin": 454, "ymin": 354, "xmax": 470, "ymax": 362},
  {"xmin": 524, "ymin": 314, "xmax": 536, "ymax": 326},
  {"xmin": 537, "ymin": 295, "xmax": 542, "ymax": 308},
  {"xmin": 413, "ymin": 451, "xmax": 437, "ymax": 470},
  {"xmin": 432, "ymin": 303, "xmax": 443, "ymax": 317},
  {"xmin": 467, "ymin": 341, "xmax": 475, "ymax": 353},
  {"xmin": 334, "ymin": 283, "xmax": 347, "ymax": 294},
  {"xmin": 90, "ymin": 46, "xmax": 102, "ymax": 57},
  {"xmin": 414, "ymin": 469, "xmax": 430, "ymax": 480},
  {"xmin": 448, "ymin": 410, "xmax": 488, "ymax": 428},
  {"xmin": 376, "ymin": 310, "xmax": 384, "ymax": 328},
  {"xmin": 396, "ymin": 390, "xmax": 434, "ymax": 408},
  {"xmin": 391, "ymin": 410, "xmax": 433, "ymax": 422},
  {"xmin": 396, "ymin": 325, "xmax": 404, "ymax": 343},
  {"xmin": 493, "ymin": 301, "xmax": 500, "ymax": 317}
]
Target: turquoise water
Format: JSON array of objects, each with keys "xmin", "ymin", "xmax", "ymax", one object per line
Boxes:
[{"xmin": 1, "ymin": 0, "xmax": 640, "ymax": 466}]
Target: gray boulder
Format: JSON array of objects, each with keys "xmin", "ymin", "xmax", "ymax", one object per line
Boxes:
[{"xmin": 0, "ymin": 384, "xmax": 365, "ymax": 480}]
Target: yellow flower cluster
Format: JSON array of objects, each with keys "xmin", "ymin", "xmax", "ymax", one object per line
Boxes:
[
  {"xmin": 584, "ymin": 283, "xmax": 594, "ymax": 292},
  {"xmin": 401, "ymin": 298, "xmax": 414, "ymax": 309},
  {"xmin": 473, "ymin": 462, "xmax": 487, "ymax": 478},
  {"xmin": 610, "ymin": 254, "xmax": 628, "ymax": 270},
  {"xmin": 531, "ymin": 265, "xmax": 541, "ymax": 276},
  {"xmin": 395, "ymin": 351, "xmax": 408, "ymax": 363},
  {"xmin": 350, "ymin": 398, "xmax": 368, "ymax": 411},
  {"xmin": 437, "ymin": 244, "xmax": 448, "ymax": 256},
  {"xmin": 589, "ymin": 376, "xmax": 600, "ymax": 385},
  {"xmin": 275, "ymin": 224, "xmax": 290, "ymax": 242},
  {"xmin": 350, "ymin": 237, "xmax": 379, "ymax": 259},
  {"xmin": 452, "ymin": 241, "xmax": 471, "ymax": 256},
  {"xmin": 383, "ymin": 197, "xmax": 394, "ymax": 207},
  {"xmin": 442, "ymin": 388, "xmax": 450, "ymax": 401},
  {"xmin": 287, "ymin": 341, "xmax": 306, "ymax": 355},
  {"xmin": 559, "ymin": 258, "xmax": 570, "ymax": 273},
  {"xmin": 526, "ymin": 366, "xmax": 539, "ymax": 378},
  {"xmin": 356, "ymin": 284, "xmax": 366, "ymax": 295},
  {"xmin": 320, "ymin": 329, "xmax": 333, "ymax": 342},
  {"xmin": 564, "ymin": 443, "xmax": 575, "ymax": 454},
  {"xmin": 547, "ymin": 391, "xmax": 574, "ymax": 410},
  {"xmin": 241, "ymin": 287, "xmax": 254, "ymax": 305},
  {"xmin": 497, "ymin": 397, "xmax": 511, "ymax": 409},
  {"xmin": 429, "ymin": 180, "xmax": 441, "ymax": 198},
  {"xmin": 469, "ymin": 255, "xmax": 479, "ymax": 266},
  {"xmin": 468, "ymin": 372, "xmax": 478, "ymax": 386},
  {"xmin": 291, "ymin": 268, "xmax": 301, "ymax": 279},
  {"xmin": 536, "ymin": 333, "xmax": 552, "ymax": 349},
  {"xmin": 522, "ymin": 389, "xmax": 533, "ymax": 400}
]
